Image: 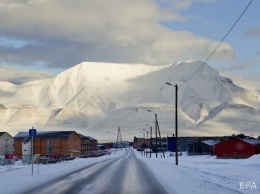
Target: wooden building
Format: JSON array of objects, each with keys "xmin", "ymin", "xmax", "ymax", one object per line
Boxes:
[
  {"xmin": 14, "ymin": 131, "xmax": 81, "ymax": 159},
  {"xmin": 215, "ymin": 137, "xmax": 260, "ymax": 159},
  {"xmin": 87, "ymin": 136, "xmax": 98, "ymax": 154},
  {"xmin": 79, "ymin": 134, "xmax": 90, "ymax": 156}
]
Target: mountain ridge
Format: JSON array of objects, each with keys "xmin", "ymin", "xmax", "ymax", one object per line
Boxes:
[{"xmin": 0, "ymin": 61, "xmax": 259, "ymax": 141}]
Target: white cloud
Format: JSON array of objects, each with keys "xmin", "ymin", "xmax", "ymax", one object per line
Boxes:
[
  {"xmin": 0, "ymin": 0, "xmax": 235, "ymax": 69},
  {"xmin": 0, "ymin": 66, "xmax": 54, "ymax": 84}
]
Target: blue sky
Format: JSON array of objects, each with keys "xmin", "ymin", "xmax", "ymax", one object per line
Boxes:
[
  {"xmin": 0, "ymin": 0, "xmax": 259, "ymax": 84},
  {"xmin": 165, "ymin": 0, "xmax": 259, "ymax": 76}
]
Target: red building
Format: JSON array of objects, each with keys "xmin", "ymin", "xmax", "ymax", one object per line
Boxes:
[{"xmin": 215, "ymin": 137, "xmax": 260, "ymax": 159}]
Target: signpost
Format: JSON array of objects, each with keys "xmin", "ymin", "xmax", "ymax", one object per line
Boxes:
[
  {"xmin": 29, "ymin": 128, "xmax": 36, "ymax": 137},
  {"xmin": 29, "ymin": 127, "xmax": 36, "ymax": 175}
]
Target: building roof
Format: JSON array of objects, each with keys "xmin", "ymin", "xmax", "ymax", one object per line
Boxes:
[
  {"xmin": 78, "ymin": 134, "xmax": 88, "ymax": 139},
  {"xmin": 22, "ymin": 136, "xmax": 32, "ymax": 143},
  {"xmin": 0, "ymin": 132, "xmax": 13, "ymax": 139},
  {"xmin": 243, "ymin": 138, "xmax": 260, "ymax": 145},
  {"xmin": 202, "ymin": 140, "xmax": 221, "ymax": 146},
  {"xmin": 14, "ymin": 131, "xmax": 77, "ymax": 138},
  {"xmin": 35, "ymin": 131, "xmax": 76, "ymax": 138},
  {"xmin": 85, "ymin": 136, "xmax": 97, "ymax": 141},
  {"xmin": 14, "ymin": 131, "xmax": 45, "ymax": 138}
]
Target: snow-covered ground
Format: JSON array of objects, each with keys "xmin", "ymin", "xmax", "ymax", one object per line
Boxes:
[
  {"xmin": 0, "ymin": 149, "xmax": 259, "ymax": 194},
  {"xmin": 137, "ymin": 151, "xmax": 260, "ymax": 194}
]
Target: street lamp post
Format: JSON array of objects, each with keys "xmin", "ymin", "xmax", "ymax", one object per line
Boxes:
[
  {"xmin": 142, "ymin": 132, "xmax": 145, "ymax": 156},
  {"xmin": 165, "ymin": 82, "xmax": 178, "ymax": 165},
  {"xmin": 143, "ymin": 129, "xmax": 149, "ymax": 157},
  {"xmin": 139, "ymin": 132, "xmax": 145, "ymax": 155},
  {"xmin": 145, "ymin": 124, "xmax": 152, "ymax": 158},
  {"xmin": 147, "ymin": 110, "xmax": 158, "ymax": 158}
]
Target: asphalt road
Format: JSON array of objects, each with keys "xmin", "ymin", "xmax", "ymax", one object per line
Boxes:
[{"xmin": 22, "ymin": 149, "xmax": 168, "ymax": 194}]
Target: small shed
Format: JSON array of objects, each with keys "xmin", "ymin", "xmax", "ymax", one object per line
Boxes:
[
  {"xmin": 215, "ymin": 137, "xmax": 260, "ymax": 159},
  {"xmin": 188, "ymin": 140, "xmax": 220, "ymax": 155}
]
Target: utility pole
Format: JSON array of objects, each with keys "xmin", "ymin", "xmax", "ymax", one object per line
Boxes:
[
  {"xmin": 166, "ymin": 82, "xmax": 178, "ymax": 165},
  {"xmin": 147, "ymin": 110, "xmax": 158, "ymax": 158},
  {"xmin": 157, "ymin": 121, "xmax": 165, "ymax": 158},
  {"xmin": 145, "ymin": 124, "xmax": 152, "ymax": 158},
  {"xmin": 155, "ymin": 113, "xmax": 158, "ymax": 158},
  {"xmin": 175, "ymin": 84, "xmax": 178, "ymax": 165},
  {"xmin": 146, "ymin": 130, "xmax": 148, "ymax": 157},
  {"xmin": 150, "ymin": 126, "xmax": 152, "ymax": 158}
]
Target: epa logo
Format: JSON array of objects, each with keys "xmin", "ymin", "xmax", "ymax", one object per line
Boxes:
[{"xmin": 240, "ymin": 182, "xmax": 257, "ymax": 190}]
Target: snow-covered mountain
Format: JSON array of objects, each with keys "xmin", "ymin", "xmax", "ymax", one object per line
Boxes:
[{"xmin": 0, "ymin": 61, "xmax": 259, "ymax": 141}]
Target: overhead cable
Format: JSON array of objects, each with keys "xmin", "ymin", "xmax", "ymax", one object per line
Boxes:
[{"xmin": 179, "ymin": 0, "xmax": 254, "ymax": 88}]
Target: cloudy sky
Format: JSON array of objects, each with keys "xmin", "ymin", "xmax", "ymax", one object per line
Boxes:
[{"xmin": 0, "ymin": 0, "xmax": 259, "ymax": 84}]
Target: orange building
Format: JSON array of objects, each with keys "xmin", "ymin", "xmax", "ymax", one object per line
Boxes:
[
  {"xmin": 14, "ymin": 131, "xmax": 81, "ymax": 159},
  {"xmin": 78, "ymin": 134, "xmax": 98, "ymax": 156}
]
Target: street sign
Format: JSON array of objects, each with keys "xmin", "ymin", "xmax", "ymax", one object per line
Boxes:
[
  {"xmin": 29, "ymin": 128, "xmax": 36, "ymax": 176},
  {"xmin": 29, "ymin": 128, "xmax": 37, "ymax": 137}
]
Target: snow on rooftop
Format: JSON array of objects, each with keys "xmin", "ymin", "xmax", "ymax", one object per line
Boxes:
[
  {"xmin": 201, "ymin": 140, "xmax": 221, "ymax": 145},
  {"xmin": 243, "ymin": 138, "xmax": 260, "ymax": 145}
]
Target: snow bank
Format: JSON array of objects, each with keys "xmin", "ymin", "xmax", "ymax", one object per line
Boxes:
[{"xmin": 136, "ymin": 151, "xmax": 260, "ymax": 194}]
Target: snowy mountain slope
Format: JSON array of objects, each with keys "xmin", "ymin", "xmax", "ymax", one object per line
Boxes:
[
  {"xmin": 87, "ymin": 61, "xmax": 260, "ymax": 141},
  {"xmin": 0, "ymin": 61, "xmax": 259, "ymax": 141}
]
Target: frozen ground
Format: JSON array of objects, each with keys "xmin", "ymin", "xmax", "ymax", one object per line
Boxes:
[
  {"xmin": 0, "ymin": 149, "xmax": 259, "ymax": 194},
  {"xmin": 137, "ymin": 151, "xmax": 260, "ymax": 194}
]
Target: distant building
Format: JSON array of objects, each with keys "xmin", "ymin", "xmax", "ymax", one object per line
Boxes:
[
  {"xmin": 87, "ymin": 136, "xmax": 98, "ymax": 154},
  {"xmin": 0, "ymin": 132, "xmax": 13, "ymax": 155},
  {"xmin": 78, "ymin": 134, "xmax": 98, "ymax": 156},
  {"xmin": 215, "ymin": 137, "xmax": 260, "ymax": 159},
  {"xmin": 78, "ymin": 134, "xmax": 90, "ymax": 156},
  {"xmin": 187, "ymin": 140, "xmax": 220, "ymax": 155},
  {"xmin": 133, "ymin": 136, "xmax": 150, "ymax": 148},
  {"xmin": 101, "ymin": 142, "xmax": 114, "ymax": 149},
  {"xmin": 179, "ymin": 136, "xmax": 227, "ymax": 151},
  {"xmin": 113, "ymin": 141, "xmax": 130, "ymax": 148}
]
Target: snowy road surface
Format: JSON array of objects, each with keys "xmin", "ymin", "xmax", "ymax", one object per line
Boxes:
[
  {"xmin": 22, "ymin": 149, "xmax": 167, "ymax": 194},
  {"xmin": 0, "ymin": 150, "xmax": 259, "ymax": 194}
]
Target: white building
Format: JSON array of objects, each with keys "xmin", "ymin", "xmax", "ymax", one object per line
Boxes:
[
  {"xmin": 0, "ymin": 132, "xmax": 13, "ymax": 155},
  {"xmin": 21, "ymin": 136, "xmax": 33, "ymax": 163},
  {"xmin": 22, "ymin": 136, "xmax": 32, "ymax": 155}
]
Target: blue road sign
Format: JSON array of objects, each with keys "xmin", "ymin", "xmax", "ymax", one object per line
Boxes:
[{"xmin": 29, "ymin": 129, "xmax": 37, "ymax": 137}]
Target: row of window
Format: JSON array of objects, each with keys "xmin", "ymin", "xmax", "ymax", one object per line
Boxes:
[
  {"xmin": 33, "ymin": 139, "xmax": 68, "ymax": 142},
  {"xmin": 23, "ymin": 146, "xmax": 67, "ymax": 150}
]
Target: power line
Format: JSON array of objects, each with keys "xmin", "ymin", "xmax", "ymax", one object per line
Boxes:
[
  {"xmin": 160, "ymin": 0, "xmax": 254, "ymax": 116},
  {"xmin": 161, "ymin": 89, "xmax": 175, "ymax": 114},
  {"xmin": 179, "ymin": 0, "xmax": 254, "ymax": 88}
]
